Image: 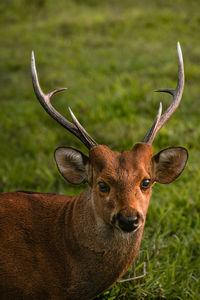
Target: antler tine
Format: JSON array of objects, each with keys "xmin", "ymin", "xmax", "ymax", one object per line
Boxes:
[
  {"xmin": 68, "ymin": 107, "xmax": 98, "ymax": 147},
  {"xmin": 142, "ymin": 102, "xmax": 162, "ymax": 143},
  {"xmin": 31, "ymin": 51, "xmax": 98, "ymax": 149},
  {"xmin": 142, "ymin": 42, "xmax": 184, "ymax": 144}
]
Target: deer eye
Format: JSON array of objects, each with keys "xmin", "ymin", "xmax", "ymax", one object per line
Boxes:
[
  {"xmin": 98, "ymin": 182, "xmax": 110, "ymax": 193},
  {"xmin": 140, "ymin": 179, "xmax": 151, "ymax": 190}
]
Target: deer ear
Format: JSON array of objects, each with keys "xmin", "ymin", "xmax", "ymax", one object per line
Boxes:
[
  {"xmin": 153, "ymin": 147, "xmax": 188, "ymax": 184},
  {"xmin": 54, "ymin": 147, "xmax": 89, "ymax": 184}
]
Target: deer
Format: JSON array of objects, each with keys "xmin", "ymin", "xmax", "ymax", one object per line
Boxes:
[{"xmin": 0, "ymin": 43, "xmax": 188, "ymax": 299}]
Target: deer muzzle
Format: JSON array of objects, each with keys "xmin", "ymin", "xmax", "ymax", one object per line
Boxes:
[{"xmin": 112, "ymin": 208, "xmax": 144, "ymax": 233}]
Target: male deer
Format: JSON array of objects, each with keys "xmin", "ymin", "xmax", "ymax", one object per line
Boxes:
[{"xmin": 0, "ymin": 43, "xmax": 188, "ymax": 299}]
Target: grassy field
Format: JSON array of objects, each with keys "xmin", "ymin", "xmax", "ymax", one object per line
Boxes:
[{"xmin": 0, "ymin": 0, "xmax": 200, "ymax": 299}]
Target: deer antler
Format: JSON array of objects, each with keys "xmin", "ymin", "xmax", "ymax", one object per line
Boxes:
[
  {"xmin": 31, "ymin": 51, "xmax": 98, "ymax": 149},
  {"xmin": 142, "ymin": 42, "xmax": 184, "ymax": 144},
  {"xmin": 31, "ymin": 44, "xmax": 184, "ymax": 148}
]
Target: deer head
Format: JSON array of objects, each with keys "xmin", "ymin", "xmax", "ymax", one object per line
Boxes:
[{"xmin": 31, "ymin": 43, "xmax": 188, "ymax": 234}]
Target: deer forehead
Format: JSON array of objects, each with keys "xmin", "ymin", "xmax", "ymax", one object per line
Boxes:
[{"xmin": 89, "ymin": 143, "xmax": 154, "ymax": 183}]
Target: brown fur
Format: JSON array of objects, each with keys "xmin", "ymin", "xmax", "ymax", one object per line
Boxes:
[{"xmin": 0, "ymin": 143, "xmax": 188, "ymax": 299}]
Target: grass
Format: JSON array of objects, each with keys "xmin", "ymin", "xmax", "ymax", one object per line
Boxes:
[{"xmin": 0, "ymin": 0, "xmax": 200, "ymax": 298}]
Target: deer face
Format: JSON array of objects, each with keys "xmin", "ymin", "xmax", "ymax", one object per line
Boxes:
[
  {"xmin": 89, "ymin": 144, "xmax": 153, "ymax": 233},
  {"xmin": 55, "ymin": 143, "xmax": 188, "ymax": 233}
]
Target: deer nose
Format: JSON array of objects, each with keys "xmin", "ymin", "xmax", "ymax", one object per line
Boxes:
[{"xmin": 117, "ymin": 213, "xmax": 140, "ymax": 233}]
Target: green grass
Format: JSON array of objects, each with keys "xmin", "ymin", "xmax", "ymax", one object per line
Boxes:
[{"xmin": 0, "ymin": 0, "xmax": 200, "ymax": 298}]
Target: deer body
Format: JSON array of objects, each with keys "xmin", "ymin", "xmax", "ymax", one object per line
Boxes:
[
  {"xmin": 0, "ymin": 144, "xmax": 187, "ymax": 299},
  {"xmin": 0, "ymin": 43, "xmax": 188, "ymax": 299}
]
